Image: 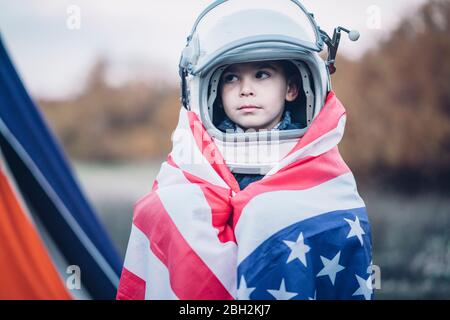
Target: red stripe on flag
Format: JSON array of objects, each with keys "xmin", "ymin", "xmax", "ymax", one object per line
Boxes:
[
  {"xmin": 186, "ymin": 111, "xmax": 240, "ymax": 193},
  {"xmin": 166, "ymin": 154, "xmax": 236, "ymax": 244},
  {"xmin": 116, "ymin": 267, "xmax": 146, "ymax": 300},
  {"xmin": 167, "ymin": 154, "xmax": 177, "ymax": 168},
  {"xmin": 231, "ymin": 147, "xmax": 350, "ymax": 228},
  {"xmin": 133, "ymin": 192, "xmax": 234, "ymax": 300},
  {"xmin": 182, "ymin": 171, "xmax": 236, "ymax": 244},
  {"xmin": 286, "ymin": 91, "xmax": 346, "ymax": 157}
]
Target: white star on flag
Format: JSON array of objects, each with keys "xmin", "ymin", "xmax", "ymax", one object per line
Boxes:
[
  {"xmin": 237, "ymin": 275, "xmax": 256, "ymax": 300},
  {"xmin": 344, "ymin": 216, "xmax": 365, "ymax": 246},
  {"xmin": 352, "ymin": 274, "xmax": 373, "ymax": 300},
  {"xmin": 316, "ymin": 251, "xmax": 345, "ymax": 285},
  {"xmin": 267, "ymin": 279, "xmax": 298, "ymax": 300},
  {"xmin": 283, "ymin": 232, "xmax": 311, "ymax": 267}
]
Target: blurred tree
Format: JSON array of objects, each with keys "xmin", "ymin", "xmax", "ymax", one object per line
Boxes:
[
  {"xmin": 40, "ymin": 58, "xmax": 179, "ymax": 161},
  {"xmin": 335, "ymin": 0, "xmax": 450, "ymax": 192}
]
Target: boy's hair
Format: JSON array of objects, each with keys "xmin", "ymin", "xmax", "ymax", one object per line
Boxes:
[
  {"xmin": 279, "ymin": 60, "xmax": 299, "ymax": 80},
  {"xmin": 279, "ymin": 60, "xmax": 308, "ymax": 128}
]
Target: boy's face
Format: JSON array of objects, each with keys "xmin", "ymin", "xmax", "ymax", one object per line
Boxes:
[{"xmin": 219, "ymin": 61, "xmax": 298, "ymax": 131}]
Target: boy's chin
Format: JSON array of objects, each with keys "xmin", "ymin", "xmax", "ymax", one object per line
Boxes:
[
  {"xmin": 239, "ymin": 123, "xmax": 270, "ymax": 132},
  {"xmin": 235, "ymin": 117, "xmax": 279, "ymax": 132}
]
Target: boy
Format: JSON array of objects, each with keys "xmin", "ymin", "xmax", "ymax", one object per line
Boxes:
[
  {"xmin": 117, "ymin": 0, "xmax": 373, "ymax": 300},
  {"xmin": 217, "ymin": 60, "xmax": 302, "ymax": 189}
]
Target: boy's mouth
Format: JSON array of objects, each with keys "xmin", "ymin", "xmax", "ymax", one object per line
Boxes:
[{"xmin": 238, "ymin": 105, "xmax": 262, "ymax": 110}]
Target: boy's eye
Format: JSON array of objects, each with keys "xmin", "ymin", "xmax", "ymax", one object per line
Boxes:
[
  {"xmin": 255, "ymin": 71, "xmax": 270, "ymax": 79},
  {"xmin": 223, "ymin": 74, "xmax": 238, "ymax": 83}
]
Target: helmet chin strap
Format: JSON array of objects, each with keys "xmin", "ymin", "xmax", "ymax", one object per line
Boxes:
[
  {"xmin": 207, "ymin": 67, "xmax": 227, "ymax": 121},
  {"xmin": 291, "ymin": 60, "xmax": 314, "ymax": 126}
]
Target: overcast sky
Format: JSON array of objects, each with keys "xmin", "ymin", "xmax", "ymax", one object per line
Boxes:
[{"xmin": 0, "ymin": 0, "xmax": 427, "ymax": 99}]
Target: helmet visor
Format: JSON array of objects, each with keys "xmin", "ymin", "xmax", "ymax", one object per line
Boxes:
[{"xmin": 192, "ymin": 0, "xmax": 322, "ymax": 69}]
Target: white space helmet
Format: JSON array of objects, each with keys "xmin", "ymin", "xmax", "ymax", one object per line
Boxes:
[{"xmin": 179, "ymin": 0, "xmax": 359, "ymax": 175}]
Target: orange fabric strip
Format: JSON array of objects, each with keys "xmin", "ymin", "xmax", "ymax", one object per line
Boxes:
[{"xmin": 0, "ymin": 167, "xmax": 72, "ymax": 300}]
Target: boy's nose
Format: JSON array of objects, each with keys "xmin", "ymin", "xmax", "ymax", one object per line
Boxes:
[{"xmin": 239, "ymin": 77, "xmax": 255, "ymax": 97}]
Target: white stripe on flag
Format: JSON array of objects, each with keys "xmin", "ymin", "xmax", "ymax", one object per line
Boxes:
[
  {"xmin": 170, "ymin": 109, "xmax": 229, "ymax": 189},
  {"xmin": 235, "ymin": 172, "xmax": 365, "ymax": 264},
  {"xmin": 155, "ymin": 161, "xmax": 190, "ymax": 188},
  {"xmin": 123, "ymin": 224, "xmax": 178, "ymax": 300}
]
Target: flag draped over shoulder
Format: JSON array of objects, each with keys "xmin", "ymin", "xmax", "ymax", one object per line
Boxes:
[{"xmin": 116, "ymin": 91, "xmax": 373, "ymax": 300}]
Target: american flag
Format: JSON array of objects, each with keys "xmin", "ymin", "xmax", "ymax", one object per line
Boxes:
[
  {"xmin": 237, "ymin": 207, "xmax": 372, "ymax": 300},
  {"xmin": 116, "ymin": 91, "xmax": 373, "ymax": 300}
]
